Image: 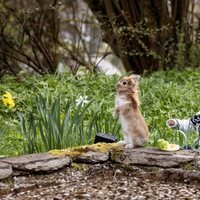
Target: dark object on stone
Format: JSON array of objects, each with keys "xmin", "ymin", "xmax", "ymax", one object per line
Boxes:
[
  {"xmin": 183, "ymin": 143, "xmax": 200, "ymax": 150},
  {"xmin": 94, "ymin": 133, "xmax": 117, "ymax": 143},
  {"xmin": 183, "ymin": 145, "xmax": 192, "ymax": 150}
]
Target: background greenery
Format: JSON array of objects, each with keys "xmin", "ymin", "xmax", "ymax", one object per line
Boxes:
[
  {"xmin": 1, "ymin": 0, "xmax": 200, "ymax": 157},
  {"xmin": 0, "ymin": 68, "xmax": 199, "ymax": 156},
  {"xmin": 1, "ymin": 0, "xmax": 200, "ymax": 76}
]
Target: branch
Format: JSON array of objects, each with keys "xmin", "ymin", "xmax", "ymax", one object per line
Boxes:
[{"xmin": 0, "ymin": 51, "xmax": 44, "ymax": 75}]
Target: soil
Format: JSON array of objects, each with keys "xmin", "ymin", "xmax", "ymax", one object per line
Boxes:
[{"xmin": 0, "ymin": 163, "xmax": 200, "ymax": 200}]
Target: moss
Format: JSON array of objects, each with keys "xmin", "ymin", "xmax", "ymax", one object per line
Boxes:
[
  {"xmin": 183, "ymin": 162, "xmax": 194, "ymax": 170},
  {"xmin": 109, "ymin": 143, "xmax": 124, "ymax": 151},
  {"xmin": 49, "ymin": 142, "xmax": 124, "ymax": 158},
  {"xmin": 49, "ymin": 148, "xmax": 79, "ymax": 157},
  {"xmin": 71, "ymin": 163, "xmax": 87, "ymax": 171}
]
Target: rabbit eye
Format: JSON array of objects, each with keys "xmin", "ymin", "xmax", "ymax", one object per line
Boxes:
[{"xmin": 122, "ymin": 81, "xmax": 127, "ymax": 85}]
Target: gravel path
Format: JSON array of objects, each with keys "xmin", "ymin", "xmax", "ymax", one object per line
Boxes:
[{"xmin": 0, "ymin": 163, "xmax": 200, "ymax": 200}]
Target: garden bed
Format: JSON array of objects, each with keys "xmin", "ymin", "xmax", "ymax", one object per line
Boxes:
[
  {"xmin": 0, "ymin": 163, "xmax": 200, "ymax": 199},
  {"xmin": 0, "ymin": 144, "xmax": 200, "ymax": 199}
]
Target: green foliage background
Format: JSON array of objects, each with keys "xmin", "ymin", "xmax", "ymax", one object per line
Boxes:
[{"xmin": 0, "ymin": 68, "xmax": 200, "ymax": 156}]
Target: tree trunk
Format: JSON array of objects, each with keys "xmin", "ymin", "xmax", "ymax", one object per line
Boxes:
[{"xmin": 85, "ymin": 0, "xmax": 191, "ymax": 74}]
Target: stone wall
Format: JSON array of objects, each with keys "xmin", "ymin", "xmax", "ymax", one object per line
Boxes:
[{"xmin": 0, "ymin": 144, "xmax": 200, "ymax": 181}]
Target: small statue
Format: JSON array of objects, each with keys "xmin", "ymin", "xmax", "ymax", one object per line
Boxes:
[{"xmin": 166, "ymin": 112, "xmax": 200, "ymax": 150}]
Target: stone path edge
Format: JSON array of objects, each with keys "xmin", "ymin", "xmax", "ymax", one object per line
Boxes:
[
  {"xmin": 0, "ymin": 153, "xmax": 71, "ymax": 179},
  {"xmin": 0, "ymin": 144, "xmax": 199, "ymax": 180}
]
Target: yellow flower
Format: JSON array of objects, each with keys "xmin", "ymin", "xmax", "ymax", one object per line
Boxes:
[{"xmin": 2, "ymin": 91, "xmax": 15, "ymax": 109}]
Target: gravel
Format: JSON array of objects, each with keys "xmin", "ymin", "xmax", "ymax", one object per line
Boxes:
[{"xmin": 0, "ymin": 163, "xmax": 200, "ymax": 200}]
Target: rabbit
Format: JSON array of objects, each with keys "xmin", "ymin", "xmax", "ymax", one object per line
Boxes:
[{"xmin": 113, "ymin": 75, "xmax": 149, "ymax": 148}]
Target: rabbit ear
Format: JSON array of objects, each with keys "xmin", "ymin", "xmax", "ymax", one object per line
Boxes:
[{"xmin": 130, "ymin": 75, "xmax": 140, "ymax": 84}]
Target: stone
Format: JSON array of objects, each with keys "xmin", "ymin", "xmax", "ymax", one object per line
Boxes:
[
  {"xmin": 110, "ymin": 147, "xmax": 198, "ymax": 168},
  {"xmin": 0, "ymin": 182, "xmax": 10, "ymax": 190},
  {"xmin": 50, "ymin": 143, "xmax": 112, "ymax": 164},
  {"xmin": 1, "ymin": 153, "xmax": 71, "ymax": 173},
  {"xmin": 0, "ymin": 161, "xmax": 12, "ymax": 180},
  {"xmin": 73, "ymin": 150, "xmax": 109, "ymax": 164},
  {"xmin": 156, "ymin": 168, "xmax": 200, "ymax": 183},
  {"xmin": 194, "ymin": 153, "xmax": 200, "ymax": 168}
]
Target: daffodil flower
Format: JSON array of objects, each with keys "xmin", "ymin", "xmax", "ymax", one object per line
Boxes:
[
  {"xmin": 75, "ymin": 95, "xmax": 89, "ymax": 107},
  {"xmin": 2, "ymin": 91, "xmax": 15, "ymax": 109}
]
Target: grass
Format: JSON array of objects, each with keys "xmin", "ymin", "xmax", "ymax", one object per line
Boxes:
[
  {"xmin": 141, "ymin": 69, "xmax": 200, "ymax": 148},
  {"xmin": 0, "ymin": 68, "xmax": 200, "ymax": 155}
]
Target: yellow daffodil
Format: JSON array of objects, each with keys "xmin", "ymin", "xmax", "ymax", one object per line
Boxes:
[{"xmin": 2, "ymin": 91, "xmax": 15, "ymax": 109}]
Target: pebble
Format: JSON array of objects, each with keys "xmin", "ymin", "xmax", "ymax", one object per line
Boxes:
[{"xmin": 0, "ymin": 164, "xmax": 200, "ymax": 200}]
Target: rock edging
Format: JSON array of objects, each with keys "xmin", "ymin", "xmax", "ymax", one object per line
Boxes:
[
  {"xmin": 110, "ymin": 147, "xmax": 199, "ymax": 167},
  {"xmin": 0, "ymin": 162, "xmax": 12, "ymax": 180},
  {"xmin": 0, "ymin": 152, "xmax": 71, "ymax": 179},
  {"xmin": 0, "ymin": 143, "xmax": 199, "ymax": 180}
]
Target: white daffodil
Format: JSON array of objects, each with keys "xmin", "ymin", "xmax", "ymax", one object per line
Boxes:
[{"xmin": 75, "ymin": 95, "xmax": 89, "ymax": 107}]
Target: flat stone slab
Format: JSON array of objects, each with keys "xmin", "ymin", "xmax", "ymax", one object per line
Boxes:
[
  {"xmin": 50, "ymin": 143, "xmax": 111, "ymax": 164},
  {"xmin": 0, "ymin": 162, "xmax": 12, "ymax": 180},
  {"xmin": 73, "ymin": 150, "xmax": 109, "ymax": 163},
  {"xmin": 110, "ymin": 147, "xmax": 199, "ymax": 168},
  {"xmin": 1, "ymin": 153, "xmax": 71, "ymax": 173}
]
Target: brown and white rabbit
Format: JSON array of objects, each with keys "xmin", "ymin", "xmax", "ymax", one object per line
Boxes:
[{"xmin": 113, "ymin": 75, "xmax": 149, "ymax": 148}]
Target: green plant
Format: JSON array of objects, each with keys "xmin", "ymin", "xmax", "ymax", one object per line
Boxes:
[
  {"xmin": 192, "ymin": 131, "xmax": 200, "ymax": 151},
  {"xmin": 189, "ymin": 33, "xmax": 200, "ymax": 68},
  {"xmin": 0, "ymin": 120, "xmax": 6, "ymax": 157},
  {"xmin": 93, "ymin": 113, "xmax": 121, "ymax": 138},
  {"xmin": 174, "ymin": 130, "xmax": 187, "ymax": 147},
  {"xmin": 149, "ymin": 118, "xmax": 171, "ymax": 147},
  {"xmin": 0, "ymin": 120, "xmax": 23, "ymax": 156},
  {"xmin": 141, "ymin": 68, "xmax": 200, "ymax": 148},
  {"xmin": 18, "ymin": 94, "xmax": 100, "ymax": 154},
  {"xmin": 175, "ymin": 32, "xmax": 186, "ymax": 69},
  {"xmin": 2, "ymin": 69, "xmax": 200, "ymax": 156}
]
